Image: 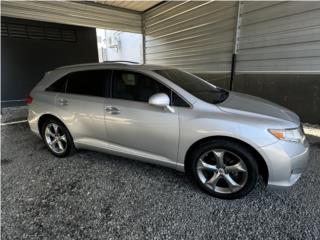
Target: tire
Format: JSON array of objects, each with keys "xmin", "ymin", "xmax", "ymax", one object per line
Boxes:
[
  {"xmin": 41, "ymin": 118, "xmax": 75, "ymax": 158},
  {"xmin": 186, "ymin": 140, "xmax": 258, "ymax": 199}
]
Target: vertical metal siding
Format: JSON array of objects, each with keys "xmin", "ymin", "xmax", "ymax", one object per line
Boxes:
[
  {"xmin": 144, "ymin": 1, "xmax": 237, "ymax": 73},
  {"xmin": 1, "ymin": 1, "xmax": 142, "ymax": 33},
  {"xmin": 237, "ymin": 1, "xmax": 320, "ymax": 72}
]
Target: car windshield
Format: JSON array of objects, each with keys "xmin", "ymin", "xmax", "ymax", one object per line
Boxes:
[{"xmin": 154, "ymin": 69, "xmax": 229, "ymax": 104}]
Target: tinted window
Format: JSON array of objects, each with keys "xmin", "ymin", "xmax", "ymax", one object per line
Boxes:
[
  {"xmin": 172, "ymin": 92, "xmax": 190, "ymax": 107},
  {"xmin": 155, "ymin": 69, "xmax": 229, "ymax": 104},
  {"xmin": 66, "ymin": 70, "xmax": 107, "ymax": 97},
  {"xmin": 112, "ymin": 71, "xmax": 171, "ymax": 102},
  {"xmin": 46, "ymin": 75, "xmax": 67, "ymax": 92}
]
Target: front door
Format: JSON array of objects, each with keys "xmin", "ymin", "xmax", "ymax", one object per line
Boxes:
[{"xmin": 104, "ymin": 70, "xmax": 180, "ymax": 166}]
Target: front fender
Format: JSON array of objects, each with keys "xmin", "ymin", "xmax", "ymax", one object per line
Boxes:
[{"xmin": 176, "ymin": 114, "xmax": 279, "ymax": 171}]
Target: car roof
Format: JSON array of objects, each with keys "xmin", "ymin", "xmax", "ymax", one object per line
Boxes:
[{"xmin": 55, "ymin": 62, "xmax": 169, "ymax": 72}]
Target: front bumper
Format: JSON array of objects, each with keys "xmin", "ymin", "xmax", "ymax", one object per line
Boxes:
[{"xmin": 259, "ymin": 137, "xmax": 310, "ymax": 190}]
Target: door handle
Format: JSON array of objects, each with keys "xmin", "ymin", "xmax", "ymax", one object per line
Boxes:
[
  {"xmin": 58, "ymin": 98, "xmax": 68, "ymax": 106},
  {"xmin": 105, "ymin": 106, "xmax": 120, "ymax": 115}
]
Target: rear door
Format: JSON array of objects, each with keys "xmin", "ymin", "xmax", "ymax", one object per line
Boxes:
[{"xmin": 55, "ymin": 70, "xmax": 110, "ymax": 144}]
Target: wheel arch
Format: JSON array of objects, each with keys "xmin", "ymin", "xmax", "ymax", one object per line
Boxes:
[
  {"xmin": 184, "ymin": 136, "xmax": 269, "ymax": 184},
  {"xmin": 38, "ymin": 114, "xmax": 72, "ymax": 139}
]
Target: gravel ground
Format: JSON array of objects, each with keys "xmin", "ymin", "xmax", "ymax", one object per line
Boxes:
[
  {"xmin": 1, "ymin": 106, "xmax": 28, "ymax": 123},
  {"xmin": 1, "ymin": 123, "xmax": 320, "ymax": 240}
]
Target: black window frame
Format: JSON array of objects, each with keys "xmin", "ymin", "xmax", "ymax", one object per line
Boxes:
[{"xmin": 110, "ymin": 70, "xmax": 191, "ymax": 108}]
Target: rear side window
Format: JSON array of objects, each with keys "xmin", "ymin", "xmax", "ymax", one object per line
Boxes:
[
  {"xmin": 46, "ymin": 75, "xmax": 67, "ymax": 92},
  {"xmin": 66, "ymin": 70, "xmax": 107, "ymax": 97}
]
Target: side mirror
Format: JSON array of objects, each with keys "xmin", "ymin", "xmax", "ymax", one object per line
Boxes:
[{"xmin": 148, "ymin": 93, "xmax": 174, "ymax": 113}]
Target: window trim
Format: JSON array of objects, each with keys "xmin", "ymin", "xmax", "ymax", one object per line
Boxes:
[
  {"xmin": 63, "ymin": 74, "xmax": 69, "ymax": 93},
  {"xmin": 110, "ymin": 69, "xmax": 192, "ymax": 108}
]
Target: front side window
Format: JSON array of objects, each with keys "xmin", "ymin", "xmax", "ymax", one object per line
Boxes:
[
  {"xmin": 154, "ymin": 69, "xmax": 229, "ymax": 104},
  {"xmin": 66, "ymin": 70, "xmax": 107, "ymax": 97},
  {"xmin": 112, "ymin": 71, "xmax": 171, "ymax": 103},
  {"xmin": 172, "ymin": 92, "xmax": 190, "ymax": 108}
]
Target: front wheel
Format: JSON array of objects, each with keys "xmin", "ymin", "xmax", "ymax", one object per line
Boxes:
[
  {"xmin": 41, "ymin": 118, "xmax": 75, "ymax": 157},
  {"xmin": 187, "ymin": 140, "xmax": 258, "ymax": 199}
]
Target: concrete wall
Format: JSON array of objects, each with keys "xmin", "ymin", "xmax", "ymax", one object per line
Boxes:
[{"xmin": 1, "ymin": 17, "xmax": 98, "ymax": 107}]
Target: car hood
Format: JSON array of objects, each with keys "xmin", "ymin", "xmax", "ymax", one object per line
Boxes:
[{"xmin": 217, "ymin": 92, "xmax": 300, "ymax": 124}]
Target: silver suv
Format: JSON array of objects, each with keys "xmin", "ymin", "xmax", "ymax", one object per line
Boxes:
[{"xmin": 27, "ymin": 62, "xmax": 309, "ymax": 199}]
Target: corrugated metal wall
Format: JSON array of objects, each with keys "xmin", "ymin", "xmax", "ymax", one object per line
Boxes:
[
  {"xmin": 143, "ymin": 1, "xmax": 320, "ymax": 123},
  {"xmin": 234, "ymin": 1, "xmax": 320, "ymax": 123},
  {"xmin": 1, "ymin": 1, "xmax": 142, "ymax": 33},
  {"xmin": 144, "ymin": 1, "xmax": 320, "ymax": 73},
  {"xmin": 237, "ymin": 1, "xmax": 320, "ymax": 72},
  {"xmin": 144, "ymin": 1, "xmax": 237, "ymax": 73}
]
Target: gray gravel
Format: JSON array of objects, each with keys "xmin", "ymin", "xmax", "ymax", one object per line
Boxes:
[
  {"xmin": 1, "ymin": 106, "xmax": 28, "ymax": 123},
  {"xmin": 1, "ymin": 123, "xmax": 320, "ymax": 240}
]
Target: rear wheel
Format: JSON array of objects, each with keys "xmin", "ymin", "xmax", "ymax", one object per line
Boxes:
[
  {"xmin": 187, "ymin": 140, "xmax": 258, "ymax": 199},
  {"xmin": 41, "ymin": 118, "xmax": 75, "ymax": 157}
]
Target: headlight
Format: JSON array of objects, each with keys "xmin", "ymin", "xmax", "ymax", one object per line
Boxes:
[{"xmin": 268, "ymin": 127, "xmax": 305, "ymax": 143}]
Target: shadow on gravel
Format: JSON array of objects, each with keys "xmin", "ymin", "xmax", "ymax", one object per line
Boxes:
[{"xmin": 1, "ymin": 158, "xmax": 13, "ymax": 165}]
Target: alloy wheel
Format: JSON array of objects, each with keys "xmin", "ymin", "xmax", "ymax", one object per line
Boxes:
[
  {"xmin": 44, "ymin": 123, "xmax": 67, "ymax": 154},
  {"xmin": 196, "ymin": 149, "xmax": 248, "ymax": 194}
]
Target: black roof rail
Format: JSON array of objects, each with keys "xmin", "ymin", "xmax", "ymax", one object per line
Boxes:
[{"xmin": 102, "ymin": 61, "xmax": 140, "ymax": 64}]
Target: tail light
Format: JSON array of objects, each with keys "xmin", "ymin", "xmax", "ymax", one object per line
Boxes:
[{"xmin": 26, "ymin": 95, "xmax": 33, "ymax": 105}]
